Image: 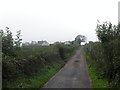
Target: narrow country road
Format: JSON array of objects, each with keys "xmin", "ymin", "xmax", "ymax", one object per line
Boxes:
[{"xmin": 43, "ymin": 46, "xmax": 92, "ymax": 88}]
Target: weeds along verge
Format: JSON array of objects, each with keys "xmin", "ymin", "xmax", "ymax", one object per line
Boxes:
[
  {"xmin": 84, "ymin": 22, "xmax": 120, "ymax": 88},
  {"xmin": 2, "ymin": 31, "xmax": 79, "ymax": 87},
  {"xmin": 84, "ymin": 42, "xmax": 109, "ymax": 88},
  {"xmin": 1, "ymin": 28, "xmax": 79, "ymax": 88}
]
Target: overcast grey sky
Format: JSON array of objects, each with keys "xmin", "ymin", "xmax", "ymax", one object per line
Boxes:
[{"xmin": 0, "ymin": 0, "xmax": 119, "ymax": 43}]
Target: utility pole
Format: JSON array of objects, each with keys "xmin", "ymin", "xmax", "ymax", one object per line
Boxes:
[
  {"xmin": 0, "ymin": 30, "xmax": 2, "ymax": 90},
  {"xmin": 118, "ymin": 1, "xmax": 120, "ymax": 23}
]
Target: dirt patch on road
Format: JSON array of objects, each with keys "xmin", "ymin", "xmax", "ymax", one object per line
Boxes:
[{"xmin": 74, "ymin": 59, "xmax": 80, "ymax": 62}]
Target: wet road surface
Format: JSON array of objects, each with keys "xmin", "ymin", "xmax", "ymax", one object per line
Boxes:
[{"xmin": 43, "ymin": 46, "xmax": 92, "ymax": 88}]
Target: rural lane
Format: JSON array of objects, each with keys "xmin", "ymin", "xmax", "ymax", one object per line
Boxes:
[{"xmin": 43, "ymin": 46, "xmax": 92, "ymax": 88}]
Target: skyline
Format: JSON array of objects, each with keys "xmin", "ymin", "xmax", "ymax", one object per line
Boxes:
[{"xmin": 0, "ymin": 0, "xmax": 119, "ymax": 44}]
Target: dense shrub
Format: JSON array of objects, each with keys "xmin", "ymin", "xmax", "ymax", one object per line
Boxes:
[
  {"xmin": 1, "ymin": 28, "xmax": 78, "ymax": 87},
  {"xmin": 3, "ymin": 44, "xmax": 78, "ymax": 81},
  {"xmin": 85, "ymin": 22, "xmax": 120, "ymax": 87}
]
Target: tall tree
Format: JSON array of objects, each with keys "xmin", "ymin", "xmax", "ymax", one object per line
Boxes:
[
  {"xmin": 74, "ymin": 35, "xmax": 86, "ymax": 45},
  {"xmin": 14, "ymin": 30, "xmax": 22, "ymax": 49},
  {"xmin": 2, "ymin": 27, "xmax": 14, "ymax": 56}
]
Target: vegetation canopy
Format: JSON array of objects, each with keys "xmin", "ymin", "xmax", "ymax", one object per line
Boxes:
[
  {"xmin": 85, "ymin": 21, "xmax": 120, "ymax": 88},
  {"xmin": 1, "ymin": 28, "xmax": 79, "ymax": 88}
]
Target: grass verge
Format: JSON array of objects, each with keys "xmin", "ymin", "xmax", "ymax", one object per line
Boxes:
[
  {"xmin": 88, "ymin": 65, "xmax": 109, "ymax": 88},
  {"xmin": 84, "ymin": 49, "xmax": 109, "ymax": 88},
  {"xmin": 5, "ymin": 60, "xmax": 65, "ymax": 88},
  {"xmin": 5, "ymin": 47, "xmax": 78, "ymax": 89}
]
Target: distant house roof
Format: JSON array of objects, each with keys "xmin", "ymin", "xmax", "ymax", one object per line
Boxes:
[
  {"xmin": 22, "ymin": 40, "xmax": 49, "ymax": 46},
  {"xmin": 38, "ymin": 41, "xmax": 44, "ymax": 44},
  {"xmin": 38, "ymin": 41, "xmax": 49, "ymax": 46}
]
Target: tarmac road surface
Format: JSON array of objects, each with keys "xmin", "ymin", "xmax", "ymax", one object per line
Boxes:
[{"xmin": 43, "ymin": 46, "xmax": 92, "ymax": 88}]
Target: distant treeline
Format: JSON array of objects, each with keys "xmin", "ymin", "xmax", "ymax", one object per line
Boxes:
[
  {"xmin": 85, "ymin": 22, "xmax": 120, "ymax": 88},
  {"xmin": 1, "ymin": 28, "xmax": 79, "ymax": 88}
]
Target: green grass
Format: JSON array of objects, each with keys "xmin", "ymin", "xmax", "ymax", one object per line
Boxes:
[
  {"xmin": 84, "ymin": 49, "xmax": 109, "ymax": 88},
  {"xmin": 88, "ymin": 65, "xmax": 109, "ymax": 88},
  {"xmin": 5, "ymin": 60, "xmax": 64, "ymax": 88}
]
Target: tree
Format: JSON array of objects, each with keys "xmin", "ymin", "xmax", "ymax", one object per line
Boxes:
[
  {"xmin": 1, "ymin": 27, "xmax": 22, "ymax": 57},
  {"xmin": 14, "ymin": 30, "xmax": 22, "ymax": 49},
  {"xmin": 96, "ymin": 21, "xmax": 120, "ymax": 85},
  {"xmin": 74, "ymin": 35, "xmax": 86, "ymax": 45},
  {"xmin": 2, "ymin": 27, "xmax": 15, "ymax": 56}
]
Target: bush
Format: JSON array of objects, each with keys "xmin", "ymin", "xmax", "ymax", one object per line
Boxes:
[
  {"xmin": 85, "ymin": 22, "xmax": 120, "ymax": 88},
  {"xmin": 1, "ymin": 28, "xmax": 79, "ymax": 87},
  {"xmin": 3, "ymin": 43, "xmax": 78, "ymax": 87}
]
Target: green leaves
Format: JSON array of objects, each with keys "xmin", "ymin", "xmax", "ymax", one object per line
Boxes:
[
  {"xmin": 85, "ymin": 21, "xmax": 120, "ymax": 88},
  {"xmin": 2, "ymin": 27, "xmax": 22, "ymax": 58},
  {"xmin": 96, "ymin": 21, "xmax": 120, "ymax": 43},
  {"xmin": 2, "ymin": 27, "xmax": 14, "ymax": 56},
  {"xmin": 14, "ymin": 30, "xmax": 22, "ymax": 48}
]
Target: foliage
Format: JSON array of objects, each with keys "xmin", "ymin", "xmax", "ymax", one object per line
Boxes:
[
  {"xmin": 14, "ymin": 30, "xmax": 22, "ymax": 48},
  {"xmin": 1, "ymin": 27, "xmax": 22, "ymax": 58},
  {"xmin": 84, "ymin": 48, "xmax": 109, "ymax": 88},
  {"xmin": 5, "ymin": 61, "xmax": 64, "ymax": 88},
  {"xmin": 85, "ymin": 21, "xmax": 120, "ymax": 88},
  {"xmin": 1, "ymin": 27, "xmax": 15, "ymax": 57},
  {"xmin": 1, "ymin": 28, "xmax": 78, "ymax": 88},
  {"xmin": 74, "ymin": 35, "xmax": 86, "ymax": 45}
]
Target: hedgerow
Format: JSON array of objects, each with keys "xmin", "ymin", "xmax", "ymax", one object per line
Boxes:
[
  {"xmin": 85, "ymin": 22, "xmax": 120, "ymax": 88},
  {"xmin": 1, "ymin": 28, "xmax": 78, "ymax": 88}
]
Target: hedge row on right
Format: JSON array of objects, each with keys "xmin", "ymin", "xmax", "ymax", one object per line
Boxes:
[{"xmin": 85, "ymin": 22, "xmax": 120, "ymax": 88}]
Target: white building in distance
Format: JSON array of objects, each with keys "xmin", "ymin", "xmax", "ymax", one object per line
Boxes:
[{"xmin": 22, "ymin": 40, "xmax": 49, "ymax": 46}]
